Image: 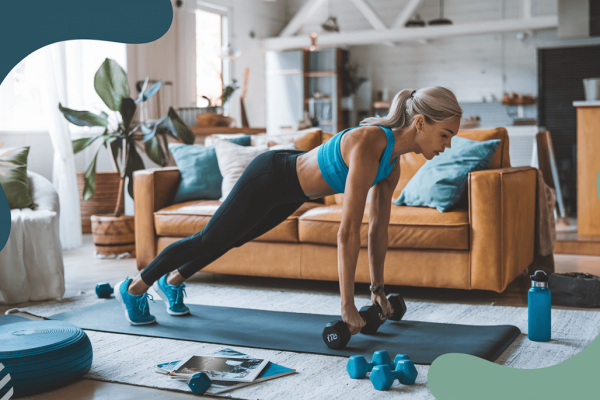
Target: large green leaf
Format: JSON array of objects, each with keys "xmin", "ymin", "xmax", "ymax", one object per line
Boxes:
[
  {"xmin": 59, "ymin": 103, "xmax": 108, "ymax": 127},
  {"xmin": 159, "ymin": 107, "xmax": 195, "ymax": 144},
  {"xmin": 125, "ymin": 143, "xmax": 146, "ymax": 199},
  {"xmin": 72, "ymin": 135, "xmax": 102, "ymax": 154},
  {"xmin": 82, "ymin": 149, "xmax": 100, "ymax": 201},
  {"xmin": 94, "ymin": 58, "xmax": 130, "ymax": 112},
  {"xmin": 144, "ymin": 135, "xmax": 167, "ymax": 166},
  {"xmin": 120, "ymin": 97, "xmax": 136, "ymax": 132}
]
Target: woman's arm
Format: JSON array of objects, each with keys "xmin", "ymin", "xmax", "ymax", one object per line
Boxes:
[
  {"xmin": 368, "ymin": 159, "xmax": 400, "ymax": 316},
  {"xmin": 338, "ymin": 130, "xmax": 385, "ymax": 335}
]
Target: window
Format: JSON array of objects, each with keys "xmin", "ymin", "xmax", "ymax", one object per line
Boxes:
[
  {"xmin": 196, "ymin": 9, "xmax": 223, "ymax": 107},
  {"xmin": 0, "ymin": 40, "xmax": 127, "ymax": 133},
  {"xmin": 194, "ymin": 3, "xmax": 230, "ymax": 108}
]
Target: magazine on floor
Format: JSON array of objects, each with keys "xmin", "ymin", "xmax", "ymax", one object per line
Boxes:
[
  {"xmin": 155, "ymin": 348, "xmax": 296, "ymax": 395},
  {"xmin": 170, "ymin": 354, "xmax": 269, "ymax": 382}
]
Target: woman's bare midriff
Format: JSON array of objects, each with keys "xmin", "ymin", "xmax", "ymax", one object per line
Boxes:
[{"xmin": 296, "ymin": 147, "xmax": 337, "ymax": 200}]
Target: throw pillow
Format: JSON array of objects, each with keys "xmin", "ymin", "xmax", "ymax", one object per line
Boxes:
[
  {"xmin": 0, "ymin": 146, "xmax": 33, "ymax": 209},
  {"xmin": 214, "ymin": 141, "xmax": 269, "ymax": 202},
  {"xmin": 394, "ymin": 137, "xmax": 501, "ymax": 212},
  {"xmin": 204, "ymin": 134, "xmax": 251, "ymax": 147},
  {"xmin": 169, "ymin": 136, "xmax": 252, "ymax": 203},
  {"xmin": 269, "ymin": 142, "xmax": 296, "ymax": 150}
]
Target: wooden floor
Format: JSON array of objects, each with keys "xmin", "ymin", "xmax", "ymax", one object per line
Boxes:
[{"xmin": 2, "ymin": 234, "xmax": 599, "ymax": 400}]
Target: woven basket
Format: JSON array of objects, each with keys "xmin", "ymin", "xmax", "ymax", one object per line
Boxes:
[
  {"xmin": 77, "ymin": 172, "xmax": 121, "ymax": 233},
  {"xmin": 90, "ymin": 214, "xmax": 135, "ymax": 256}
]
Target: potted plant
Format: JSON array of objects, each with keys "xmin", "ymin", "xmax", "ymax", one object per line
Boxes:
[{"xmin": 60, "ymin": 58, "xmax": 195, "ymax": 256}]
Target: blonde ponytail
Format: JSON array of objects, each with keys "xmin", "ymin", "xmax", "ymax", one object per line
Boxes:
[{"xmin": 360, "ymin": 86, "xmax": 463, "ymax": 129}]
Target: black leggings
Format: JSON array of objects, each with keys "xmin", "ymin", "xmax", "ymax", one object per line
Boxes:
[{"xmin": 140, "ymin": 149, "xmax": 310, "ymax": 285}]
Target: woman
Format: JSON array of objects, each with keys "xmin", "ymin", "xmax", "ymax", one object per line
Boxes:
[{"xmin": 115, "ymin": 86, "xmax": 463, "ymax": 336}]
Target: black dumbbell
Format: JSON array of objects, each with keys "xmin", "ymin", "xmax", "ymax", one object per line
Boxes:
[
  {"xmin": 95, "ymin": 283, "xmax": 114, "ymax": 299},
  {"xmin": 360, "ymin": 293, "xmax": 408, "ymax": 334},
  {"xmin": 188, "ymin": 372, "xmax": 212, "ymax": 394},
  {"xmin": 323, "ymin": 306, "xmax": 381, "ymax": 349},
  {"xmin": 385, "ymin": 293, "xmax": 408, "ymax": 321}
]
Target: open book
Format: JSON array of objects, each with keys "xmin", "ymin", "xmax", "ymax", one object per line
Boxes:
[{"xmin": 156, "ymin": 348, "xmax": 296, "ymax": 395}]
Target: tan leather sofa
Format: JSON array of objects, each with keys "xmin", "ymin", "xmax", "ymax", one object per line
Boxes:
[{"xmin": 134, "ymin": 127, "xmax": 537, "ymax": 293}]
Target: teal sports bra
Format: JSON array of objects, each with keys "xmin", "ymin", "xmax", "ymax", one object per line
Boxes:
[{"xmin": 317, "ymin": 125, "xmax": 396, "ymax": 194}]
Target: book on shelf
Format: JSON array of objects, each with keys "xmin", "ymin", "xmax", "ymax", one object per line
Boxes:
[{"xmin": 155, "ymin": 348, "xmax": 296, "ymax": 395}]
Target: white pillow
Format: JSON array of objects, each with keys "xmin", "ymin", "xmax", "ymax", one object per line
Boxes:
[
  {"xmin": 214, "ymin": 141, "xmax": 269, "ymax": 202},
  {"xmin": 204, "ymin": 133, "xmax": 247, "ymax": 147}
]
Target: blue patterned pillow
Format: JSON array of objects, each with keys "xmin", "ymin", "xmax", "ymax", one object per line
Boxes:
[
  {"xmin": 394, "ymin": 137, "xmax": 501, "ymax": 212},
  {"xmin": 169, "ymin": 136, "xmax": 250, "ymax": 203}
]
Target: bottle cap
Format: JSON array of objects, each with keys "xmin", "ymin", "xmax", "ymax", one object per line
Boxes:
[{"xmin": 530, "ymin": 270, "xmax": 549, "ymax": 282}]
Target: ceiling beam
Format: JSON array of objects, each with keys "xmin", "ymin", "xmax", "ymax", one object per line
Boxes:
[
  {"xmin": 349, "ymin": 0, "xmax": 395, "ymax": 47},
  {"xmin": 279, "ymin": 0, "xmax": 326, "ymax": 37},
  {"xmin": 263, "ymin": 15, "xmax": 558, "ymax": 50},
  {"xmin": 391, "ymin": 0, "xmax": 426, "ymax": 29}
]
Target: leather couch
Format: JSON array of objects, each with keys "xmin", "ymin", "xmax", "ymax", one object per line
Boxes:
[{"xmin": 134, "ymin": 127, "xmax": 537, "ymax": 293}]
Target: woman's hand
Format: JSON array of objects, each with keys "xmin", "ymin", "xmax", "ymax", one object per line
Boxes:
[
  {"xmin": 372, "ymin": 292, "xmax": 395, "ymax": 320},
  {"xmin": 341, "ymin": 304, "xmax": 367, "ymax": 335}
]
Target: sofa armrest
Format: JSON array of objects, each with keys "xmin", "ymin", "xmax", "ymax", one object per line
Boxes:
[
  {"xmin": 468, "ymin": 166, "xmax": 537, "ymax": 292},
  {"xmin": 133, "ymin": 167, "xmax": 181, "ymax": 270}
]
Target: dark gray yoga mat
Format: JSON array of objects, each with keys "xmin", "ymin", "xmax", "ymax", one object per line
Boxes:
[{"xmin": 49, "ymin": 300, "xmax": 520, "ymax": 365}]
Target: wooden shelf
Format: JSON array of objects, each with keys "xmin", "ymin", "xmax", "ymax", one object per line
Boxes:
[
  {"xmin": 373, "ymin": 101, "xmax": 391, "ymax": 109},
  {"xmin": 305, "ymin": 71, "xmax": 336, "ymax": 77}
]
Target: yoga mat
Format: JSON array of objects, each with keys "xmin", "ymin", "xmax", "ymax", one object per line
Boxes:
[{"xmin": 48, "ymin": 300, "xmax": 520, "ymax": 365}]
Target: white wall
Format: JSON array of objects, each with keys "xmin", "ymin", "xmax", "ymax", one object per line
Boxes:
[{"xmin": 284, "ymin": 0, "xmax": 559, "ymax": 102}]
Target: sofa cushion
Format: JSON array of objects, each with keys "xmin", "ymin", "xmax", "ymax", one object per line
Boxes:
[
  {"xmin": 251, "ymin": 128, "xmax": 322, "ymax": 151},
  {"xmin": 0, "ymin": 146, "xmax": 33, "ymax": 209},
  {"xmin": 298, "ymin": 204, "xmax": 469, "ymax": 250},
  {"xmin": 154, "ymin": 200, "xmax": 324, "ymax": 243}
]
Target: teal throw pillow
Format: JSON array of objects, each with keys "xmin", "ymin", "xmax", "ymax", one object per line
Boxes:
[
  {"xmin": 168, "ymin": 136, "xmax": 250, "ymax": 203},
  {"xmin": 394, "ymin": 136, "xmax": 501, "ymax": 212}
]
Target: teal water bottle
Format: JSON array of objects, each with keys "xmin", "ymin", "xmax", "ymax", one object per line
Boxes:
[{"xmin": 528, "ymin": 270, "xmax": 551, "ymax": 342}]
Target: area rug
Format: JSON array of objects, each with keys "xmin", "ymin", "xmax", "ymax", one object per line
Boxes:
[{"xmin": 9, "ymin": 282, "xmax": 600, "ymax": 400}]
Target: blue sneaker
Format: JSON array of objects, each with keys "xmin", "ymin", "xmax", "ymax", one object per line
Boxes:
[
  {"xmin": 114, "ymin": 277, "xmax": 156, "ymax": 325},
  {"xmin": 153, "ymin": 274, "xmax": 190, "ymax": 316}
]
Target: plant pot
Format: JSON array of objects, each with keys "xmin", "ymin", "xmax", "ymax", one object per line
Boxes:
[
  {"xmin": 90, "ymin": 214, "xmax": 135, "ymax": 257},
  {"xmin": 77, "ymin": 172, "xmax": 122, "ymax": 233}
]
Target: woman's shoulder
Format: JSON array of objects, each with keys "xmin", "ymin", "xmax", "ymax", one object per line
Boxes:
[{"xmin": 344, "ymin": 125, "xmax": 388, "ymax": 157}]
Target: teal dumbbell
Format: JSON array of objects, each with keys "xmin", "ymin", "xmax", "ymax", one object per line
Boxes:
[
  {"xmin": 370, "ymin": 357, "xmax": 418, "ymax": 391},
  {"xmin": 95, "ymin": 283, "xmax": 114, "ymax": 299},
  {"xmin": 188, "ymin": 372, "xmax": 212, "ymax": 394},
  {"xmin": 347, "ymin": 351, "xmax": 410, "ymax": 379},
  {"xmin": 347, "ymin": 350, "xmax": 393, "ymax": 379}
]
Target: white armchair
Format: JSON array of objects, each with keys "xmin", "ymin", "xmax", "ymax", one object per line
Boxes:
[{"xmin": 0, "ymin": 171, "xmax": 65, "ymax": 304}]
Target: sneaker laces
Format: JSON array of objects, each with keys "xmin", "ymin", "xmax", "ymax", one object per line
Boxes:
[
  {"xmin": 138, "ymin": 293, "xmax": 155, "ymax": 315},
  {"xmin": 174, "ymin": 284, "xmax": 187, "ymax": 307}
]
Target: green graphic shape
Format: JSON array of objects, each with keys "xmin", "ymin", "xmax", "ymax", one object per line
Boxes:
[
  {"xmin": 0, "ymin": 0, "xmax": 172, "ymax": 86},
  {"xmin": 429, "ymin": 333, "xmax": 600, "ymax": 399}
]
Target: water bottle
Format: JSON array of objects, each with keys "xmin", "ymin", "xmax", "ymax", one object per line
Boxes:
[{"xmin": 528, "ymin": 270, "xmax": 551, "ymax": 342}]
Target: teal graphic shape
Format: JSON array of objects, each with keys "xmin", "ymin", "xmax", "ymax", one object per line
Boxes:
[
  {"xmin": 428, "ymin": 333, "xmax": 600, "ymax": 399},
  {"xmin": 0, "ymin": 0, "xmax": 173, "ymax": 86},
  {"xmin": 0, "ymin": 185, "xmax": 10, "ymax": 252}
]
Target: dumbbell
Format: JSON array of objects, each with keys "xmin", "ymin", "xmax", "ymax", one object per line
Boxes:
[
  {"xmin": 370, "ymin": 356, "xmax": 418, "ymax": 391},
  {"xmin": 322, "ymin": 292, "xmax": 408, "ymax": 349},
  {"xmin": 347, "ymin": 350, "xmax": 411, "ymax": 379},
  {"xmin": 95, "ymin": 283, "xmax": 114, "ymax": 299},
  {"xmin": 188, "ymin": 372, "xmax": 212, "ymax": 395},
  {"xmin": 322, "ymin": 305, "xmax": 381, "ymax": 349},
  {"xmin": 359, "ymin": 293, "xmax": 408, "ymax": 334}
]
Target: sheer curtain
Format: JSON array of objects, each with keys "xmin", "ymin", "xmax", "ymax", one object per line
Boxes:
[{"xmin": 39, "ymin": 42, "xmax": 82, "ymax": 249}]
